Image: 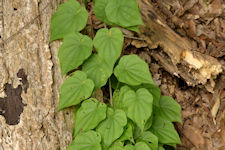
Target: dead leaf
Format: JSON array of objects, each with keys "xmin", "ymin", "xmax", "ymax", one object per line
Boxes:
[
  {"xmin": 92, "ymin": 89, "xmax": 103, "ymax": 102},
  {"xmin": 183, "ymin": 125, "xmax": 205, "ymax": 150}
]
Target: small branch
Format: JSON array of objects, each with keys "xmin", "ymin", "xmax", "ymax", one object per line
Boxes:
[{"xmin": 109, "ymin": 79, "xmax": 113, "ymax": 107}]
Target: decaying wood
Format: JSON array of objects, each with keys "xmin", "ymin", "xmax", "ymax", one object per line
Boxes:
[
  {"xmin": 0, "ymin": 0, "xmax": 73, "ymax": 149},
  {"xmin": 137, "ymin": 0, "xmax": 222, "ymax": 89}
]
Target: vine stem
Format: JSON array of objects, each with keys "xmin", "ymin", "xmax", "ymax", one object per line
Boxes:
[{"xmin": 109, "ymin": 79, "xmax": 113, "ymax": 107}]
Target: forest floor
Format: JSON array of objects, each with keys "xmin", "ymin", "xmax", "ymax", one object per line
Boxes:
[{"xmin": 86, "ymin": 0, "xmax": 225, "ymax": 149}]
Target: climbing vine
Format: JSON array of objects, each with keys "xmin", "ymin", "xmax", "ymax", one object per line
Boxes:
[{"xmin": 50, "ymin": 0, "xmax": 182, "ymax": 149}]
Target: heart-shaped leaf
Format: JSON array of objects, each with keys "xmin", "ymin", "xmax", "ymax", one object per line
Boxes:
[
  {"xmin": 114, "ymin": 55, "xmax": 154, "ymax": 86},
  {"xmin": 105, "ymin": 0, "xmax": 143, "ymax": 27},
  {"xmin": 94, "ymin": 0, "xmax": 112, "ymax": 24},
  {"xmin": 136, "ymin": 131, "xmax": 158, "ymax": 150},
  {"xmin": 74, "ymin": 98, "xmax": 107, "ymax": 136},
  {"xmin": 133, "ymin": 84, "xmax": 161, "ymax": 107},
  {"xmin": 67, "ymin": 130, "xmax": 102, "ymax": 150},
  {"xmin": 58, "ymin": 33, "xmax": 92, "ymax": 75},
  {"xmin": 122, "ymin": 88, "xmax": 153, "ymax": 131},
  {"xmin": 124, "ymin": 142, "xmax": 151, "ymax": 150},
  {"xmin": 58, "ymin": 71, "xmax": 94, "ymax": 110},
  {"xmin": 50, "ymin": 0, "xmax": 88, "ymax": 41},
  {"xmin": 158, "ymin": 96, "xmax": 182, "ymax": 123},
  {"xmin": 96, "ymin": 108, "xmax": 127, "ymax": 147},
  {"xmin": 150, "ymin": 116, "xmax": 181, "ymax": 144},
  {"xmin": 82, "ymin": 54, "xmax": 113, "ymax": 89},
  {"xmin": 93, "ymin": 28, "xmax": 124, "ymax": 64}
]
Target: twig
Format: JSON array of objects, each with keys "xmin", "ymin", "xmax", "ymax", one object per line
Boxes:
[{"xmin": 124, "ymin": 35, "xmax": 145, "ymax": 41}]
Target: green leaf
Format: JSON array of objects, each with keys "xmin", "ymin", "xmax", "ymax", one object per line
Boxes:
[
  {"xmin": 113, "ymin": 86, "xmax": 131, "ymax": 109},
  {"xmin": 96, "ymin": 108, "xmax": 127, "ymax": 147},
  {"xmin": 93, "ymin": 28, "xmax": 124, "ymax": 64},
  {"xmin": 137, "ymin": 131, "xmax": 158, "ymax": 150},
  {"xmin": 105, "ymin": 0, "xmax": 143, "ymax": 27},
  {"xmin": 114, "ymin": 55, "xmax": 154, "ymax": 86},
  {"xmin": 119, "ymin": 121, "xmax": 134, "ymax": 143},
  {"xmin": 73, "ymin": 105, "xmax": 81, "ymax": 137},
  {"xmin": 122, "ymin": 88, "xmax": 153, "ymax": 131},
  {"xmin": 94, "ymin": 0, "xmax": 111, "ymax": 24},
  {"xmin": 124, "ymin": 142, "xmax": 151, "ymax": 150},
  {"xmin": 74, "ymin": 98, "xmax": 107, "ymax": 136},
  {"xmin": 150, "ymin": 116, "xmax": 181, "ymax": 145},
  {"xmin": 144, "ymin": 115, "xmax": 153, "ymax": 131},
  {"xmin": 58, "ymin": 71, "xmax": 94, "ymax": 110},
  {"xmin": 158, "ymin": 96, "xmax": 182, "ymax": 123},
  {"xmin": 82, "ymin": 54, "xmax": 113, "ymax": 89},
  {"xmin": 50, "ymin": 0, "xmax": 88, "ymax": 41},
  {"xmin": 58, "ymin": 33, "xmax": 92, "ymax": 75},
  {"xmin": 133, "ymin": 84, "xmax": 161, "ymax": 108},
  {"xmin": 109, "ymin": 141, "xmax": 124, "ymax": 150},
  {"xmin": 67, "ymin": 130, "xmax": 102, "ymax": 150},
  {"xmin": 126, "ymin": 26, "xmax": 140, "ymax": 33},
  {"xmin": 158, "ymin": 145, "xmax": 165, "ymax": 150},
  {"xmin": 133, "ymin": 125, "xmax": 142, "ymax": 140}
]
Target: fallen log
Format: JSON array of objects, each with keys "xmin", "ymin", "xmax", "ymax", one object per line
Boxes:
[{"xmin": 137, "ymin": 0, "xmax": 222, "ymax": 90}]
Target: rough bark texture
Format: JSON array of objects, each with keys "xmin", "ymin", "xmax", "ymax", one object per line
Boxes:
[{"xmin": 0, "ymin": 0, "xmax": 73, "ymax": 149}]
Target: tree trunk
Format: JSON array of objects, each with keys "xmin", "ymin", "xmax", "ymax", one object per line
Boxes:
[{"xmin": 0, "ymin": 0, "xmax": 73, "ymax": 149}]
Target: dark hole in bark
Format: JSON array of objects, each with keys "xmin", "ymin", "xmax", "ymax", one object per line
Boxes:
[
  {"xmin": 0, "ymin": 68, "xmax": 28, "ymax": 125},
  {"xmin": 0, "ymin": 83, "xmax": 26, "ymax": 125},
  {"xmin": 14, "ymin": 8, "xmax": 17, "ymax": 11}
]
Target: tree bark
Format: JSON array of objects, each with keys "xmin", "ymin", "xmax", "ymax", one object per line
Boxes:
[{"xmin": 0, "ymin": 0, "xmax": 73, "ymax": 149}]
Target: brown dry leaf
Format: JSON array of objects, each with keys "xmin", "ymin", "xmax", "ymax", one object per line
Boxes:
[
  {"xmin": 208, "ymin": 0, "xmax": 223, "ymax": 16},
  {"xmin": 211, "ymin": 90, "xmax": 221, "ymax": 124},
  {"xmin": 92, "ymin": 89, "xmax": 103, "ymax": 102},
  {"xmin": 212, "ymin": 112, "xmax": 225, "ymax": 149},
  {"xmin": 183, "ymin": 125, "xmax": 205, "ymax": 150}
]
